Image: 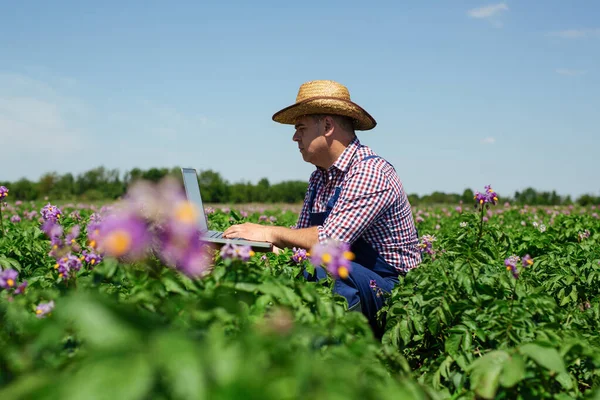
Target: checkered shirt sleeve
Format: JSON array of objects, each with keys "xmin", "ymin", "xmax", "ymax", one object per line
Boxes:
[{"xmin": 317, "ymin": 162, "xmax": 393, "ymax": 244}]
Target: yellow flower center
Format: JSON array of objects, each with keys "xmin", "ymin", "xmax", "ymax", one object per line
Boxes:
[
  {"xmin": 174, "ymin": 201, "xmax": 198, "ymax": 224},
  {"xmin": 7, "ymin": 279, "xmax": 14, "ymax": 287},
  {"xmin": 480, "ymin": 199, "xmax": 484, "ymax": 204},
  {"xmin": 322, "ymin": 253, "xmax": 332, "ymax": 264},
  {"xmin": 35, "ymin": 309, "xmax": 42, "ymax": 315},
  {"xmin": 249, "ymin": 250, "xmax": 255, "ymax": 257},
  {"xmin": 338, "ymin": 266, "xmax": 349, "ymax": 279},
  {"xmin": 89, "ymin": 240, "xmax": 97, "ymax": 249},
  {"xmin": 54, "ymin": 263, "xmax": 59, "ymax": 269},
  {"xmin": 526, "ymin": 259, "xmax": 533, "ymax": 265},
  {"xmin": 343, "ymin": 251, "xmax": 355, "ymax": 261},
  {"xmin": 103, "ymin": 230, "xmax": 132, "ymax": 257},
  {"xmin": 493, "ymin": 197, "xmax": 498, "ymax": 201},
  {"xmin": 91, "ymin": 259, "xmax": 96, "ymax": 265}
]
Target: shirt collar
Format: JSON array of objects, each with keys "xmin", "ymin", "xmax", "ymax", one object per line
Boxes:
[{"xmin": 330, "ymin": 136, "xmax": 361, "ymax": 173}]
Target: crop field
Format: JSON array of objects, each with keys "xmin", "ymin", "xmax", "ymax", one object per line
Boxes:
[{"xmin": 0, "ymin": 181, "xmax": 599, "ymax": 399}]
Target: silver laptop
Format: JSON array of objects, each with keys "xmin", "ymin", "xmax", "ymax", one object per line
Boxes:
[{"xmin": 180, "ymin": 168, "xmax": 273, "ymax": 251}]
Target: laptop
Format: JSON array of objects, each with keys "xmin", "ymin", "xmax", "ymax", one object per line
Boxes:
[{"xmin": 180, "ymin": 167, "xmax": 273, "ymax": 252}]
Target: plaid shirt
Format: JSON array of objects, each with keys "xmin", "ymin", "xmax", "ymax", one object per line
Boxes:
[{"xmin": 295, "ymin": 137, "xmax": 421, "ymax": 273}]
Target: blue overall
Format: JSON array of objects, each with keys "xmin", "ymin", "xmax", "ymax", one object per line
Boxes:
[{"xmin": 303, "ymin": 155, "xmax": 403, "ymax": 336}]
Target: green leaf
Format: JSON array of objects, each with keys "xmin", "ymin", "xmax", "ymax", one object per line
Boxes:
[
  {"xmin": 560, "ymin": 293, "xmax": 571, "ymax": 306},
  {"xmin": 57, "ymin": 295, "xmax": 141, "ymax": 350},
  {"xmin": 399, "ymin": 319, "xmax": 411, "ymax": 345},
  {"xmin": 427, "ymin": 314, "xmax": 440, "ymax": 335},
  {"xmin": 65, "ymin": 353, "xmax": 153, "ymax": 400},
  {"xmin": 0, "ymin": 373, "xmax": 52, "ymax": 400},
  {"xmin": 163, "ymin": 277, "xmax": 189, "ymax": 296},
  {"xmin": 499, "ymin": 353, "xmax": 526, "ymax": 388},
  {"xmin": 152, "ymin": 332, "xmax": 207, "ymax": 400},
  {"xmin": 467, "ymin": 351, "xmax": 510, "ymax": 399},
  {"xmin": 519, "ymin": 343, "xmax": 567, "ymax": 374},
  {"xmin": 445, "ymin": 334, "xmax": 462, "ymax": 358},
  {"xmin": 555, "ymin": 372, "xmax": 573, "ymax": 390},
  {"xmin": 463, "ymin": 331, "xmax": 473, "ymax": 352}
]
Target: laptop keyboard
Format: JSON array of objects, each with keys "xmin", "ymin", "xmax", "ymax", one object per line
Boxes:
[{"xmin": 207, "ymin": 231, "xmax": 247, "ymax": 241}]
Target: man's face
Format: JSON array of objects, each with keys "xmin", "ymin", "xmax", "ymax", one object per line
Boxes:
[{"xmin": 292, "ymin": 115, "xmax": 325, "ymax": 165}]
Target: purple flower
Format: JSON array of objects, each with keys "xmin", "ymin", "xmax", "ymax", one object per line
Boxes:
[
  {"xmin": 55, "ymin": 254, "xmax": 83, "ymax": 278},
  {"xmin": 474, "ymin": 193, "xmax": 486, "ymax": 205},
  {"xmin": 309, "ymin": 240, "xmax": 354, "ymax": 279},
  {"xmin": 474, "ymin": 185, "xmax": 499, "ymax": 207},
  {"xmin": 205, "ymin": 207, "xmax": 215, "ymax": 215},
  {"xmin": 417, "ymin": 234, "xmax": 436, "ymax": 255},
  {"xmin": 369, "ymin": 279, "xmax": 384, "ymax": 297},
  {"xmin": 41, "ymin": 203, "xmax": 62, "ymax": 223},
  {"xmin": 0, "ymin": 186, "xmax": 8, "ymax": 200},
  {"xmin": 177, "ymin": 247, "xmax": 212, "ymax": 278},
  {"xmin": 416, "ymin": 216, "xmax": 425, "ymax": 223},
  {"xmin": 96, "ymin": 212, "xmax": 150, "ymax": 260},
  {"xmin": 0, "ymin": 269, "xmax": 19, "ymax": 289},
  {"xmin": 69, "ymin": 211, "xmax": 82, "ymax": 221},
  {"xmin": 578, "ymin": 230, "xmax": 591, "ymax": 242},
  {"xmin": 220, "ymin": 243, "xmax": 254, "ymax": 262},
  {"xmin": 292, "ymin": 247, "xmax": 308, "ymax": 263},
  {"xmin": 35, "ymin": 300, "xmax": 55, "ymax": 318},
  {"xmin": 10, "ymin": 215, "xmax": 21, "ymax": 223},
  {"xmin": 80, "ymin": 250, "xmax": 103, "ymax": 267},
  {"xmin": 269, "ymin": 216, "xmax": 277, "ymax": 223},
  {"xmin": 14, "ymin": 280, "xmax": 28, "ymax": 295},
  {"xmin": 259, "ymin": 215, "xmax": 268, "ymax": 222},
  {"xmin": 504, "ymin": 255, "xmax": 520, "ymax": 279},
  {"xmin": 240, "ymin": 211, "xmax": 248, "ymax": 218},
  {"xmin": 521, "ymin": 254, "xmax": 534, "ymax": 267},
  {"xmin": 65, "ymin": 225, "xmax": 81, "ymax": 246}
]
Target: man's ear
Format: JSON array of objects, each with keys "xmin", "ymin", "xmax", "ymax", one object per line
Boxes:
[{"xmin": 323, "ymin": 116, "xmax": 335, "ymax": 137}]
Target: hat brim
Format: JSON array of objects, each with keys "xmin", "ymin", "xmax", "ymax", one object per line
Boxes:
[{"xmin": 272, "ymin": 96, "xmax": 376, "ymax": 131}]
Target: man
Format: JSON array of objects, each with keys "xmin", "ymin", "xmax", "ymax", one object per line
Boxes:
[{"xmin": 223, "ymin": 80, "xmax": 421, "ymax": 334}]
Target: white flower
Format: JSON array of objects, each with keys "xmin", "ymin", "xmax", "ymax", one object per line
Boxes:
[
  {"xmin": 539, "ymin": 224, "xmax": 547, "ymax": 233},
  {"xmin": 460, "ymin": 222, "xmax": 468, "ymax": 228}
]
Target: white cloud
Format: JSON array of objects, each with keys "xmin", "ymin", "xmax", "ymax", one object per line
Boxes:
[
  {"xmin": 0, "ymin": 74, "xmax": 89, "ymax": 154},
  {"xmin": 555, "ymin": 68, "xmax": 587, "ymax": 76},
  {"xmin": 468, "ymin": 3, "xmax": 508, "ymax": 19},
  {"xmin": 481, "ymin": 137, "xmax": 496, "ymax": 145},
  {"xmin": 547, "ymin": 29, "xmax": 600, "ymax": 39}
]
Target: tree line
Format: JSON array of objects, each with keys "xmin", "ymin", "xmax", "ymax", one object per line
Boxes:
[{"xmin": 1, "ymin": 167, "xmax": 598, "ymax": 206}]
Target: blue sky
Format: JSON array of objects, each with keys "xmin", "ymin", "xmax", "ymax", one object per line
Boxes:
[{"xmin": 0, "ymin": 1, "xmax": 598, "ymax": 198}]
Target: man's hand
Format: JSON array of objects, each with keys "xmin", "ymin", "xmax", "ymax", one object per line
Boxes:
[
  {"xmin": 223, "ymin": 222, "xmax": 272, "ymax": 243},
  {"xmin": 223, "ymin": 223, "xmax": 319, "ymax": 254}
]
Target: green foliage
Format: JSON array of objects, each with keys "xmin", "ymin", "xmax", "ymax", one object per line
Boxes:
[{"xmin": 0, "ymin": 200, "xmax": 599, "ymax": 398}]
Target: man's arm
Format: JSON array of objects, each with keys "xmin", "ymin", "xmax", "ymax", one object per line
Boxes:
[
  {"xmin": 222, "ymin": 223, "xmax": 319, "ymax": 251},
  {"xmin": 268, "ymin": 226, "xmax": 319, "ymax": 250}
]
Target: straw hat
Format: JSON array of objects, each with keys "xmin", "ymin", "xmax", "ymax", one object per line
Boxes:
[{"xmin": 272, "ymin": 80, "xmax": 377, "ymax": 131}]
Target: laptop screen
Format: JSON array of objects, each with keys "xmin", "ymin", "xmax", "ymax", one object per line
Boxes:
[{"xmin": 181, "ymin": 168, "xmax": 209, "ymax": 232}]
